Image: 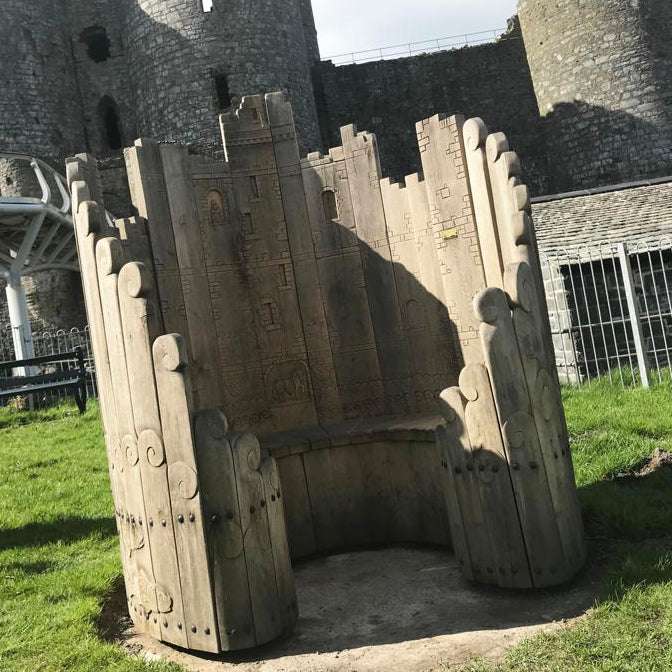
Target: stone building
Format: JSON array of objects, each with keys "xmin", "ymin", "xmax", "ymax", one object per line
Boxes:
[{"xmin": 1, "ymin": 0, "xmax": 671, "ymax": 335}]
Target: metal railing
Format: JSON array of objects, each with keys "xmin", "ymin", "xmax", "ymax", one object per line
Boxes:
[
  {"xmin": 0, "ymin": 324, "xmax": 97, "ymax": 407},
  {"xmin": 541, "ymin": 238, "xmax": 672, "ymax": 387},
  {"xmin": 323, "ymin": 28, "xmax": 515, "ymax": 65}
]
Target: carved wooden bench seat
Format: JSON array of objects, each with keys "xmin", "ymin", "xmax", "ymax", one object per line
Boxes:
[{"xmin": 260, "ymin": 414, "xmax": 449, "ymax": 558}]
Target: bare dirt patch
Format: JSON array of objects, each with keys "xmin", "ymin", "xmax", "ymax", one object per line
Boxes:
[
  {"xmin": 104, "ymin": 546, "xmax": 604, "ymax": 672},
  {"xmin": 634, "ymin": 448, "xmax": 672, "ymax": 478}
]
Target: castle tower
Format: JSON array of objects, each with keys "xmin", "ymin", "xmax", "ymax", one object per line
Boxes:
[
  {"xmin": 122, "ymin": 0, "xmax": 321, "ymax": 155},
  {"xmin": 519, "ymin": 0, "xmax": 672, "ymax": 192},
  {"xmin": 0, "ymin": 0, "xmax": 323, "ymax": 334},
  {"xmin": 0, "ymin": 1, "xmax": 86, "ymax": 159},
  {"xmin": 0, "ymin": 0, "xmax": 321, "ymax": 163}
]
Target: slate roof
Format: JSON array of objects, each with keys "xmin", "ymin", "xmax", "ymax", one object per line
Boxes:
[{"xmin": 531, "ymin": 177, "xmax": 672, "ymax": 255}]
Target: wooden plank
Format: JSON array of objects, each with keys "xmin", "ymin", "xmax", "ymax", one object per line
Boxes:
[
  {"xmin": 341, "ymin": 124, "xmax": 412, "ymax": 414},
  {"xmin": 301, "ymin": 149, "xmax": 385, "ymax": 419},
  {"xmin": 117, "ymin": 261, "xmax": 191, "ymax": 648},
  {"xmin": 221, "ymin": 96, "xmax": 318, "ymax": 432},
  {"xmin": 357, "ymin": 441, "xmax": 395, "ymax": 544},
  {"xmin": 436, "ymin": 424, "xmax": 473, "ymax": 580},
  {"xmin": 458, "ymin": 364, "xmax": 532, "ymax": 588},
  {"xmin": 193, "ymin": 409, "xmax": 256, "ymax": 651},
  {"xmin": 266, "ymin": 93, "xmax": 342, "ymax": 425},
  {"xmin": 485, "ymin": 134, "xmax": 556, "ymax": 381},
  {"xmin": 505, "ymin": 264, "xmax": 586, "ymax": 574},
  {"xmin": 462, "ymin": 118, "xmax": 504, "ymax": 289},
  {"xmin": 67, "ymin": 184, "xmax": 134, "ymax": 626},
  {"xmin": 385, "ymin": 440, "xmax": 424, "ymax": 543},
  {"xmin": 416, "ymin": 113, "xmax": 486, "ymax": 365},
  {"xmin": 410, "ymin": 440, "xmax": 452, "ymax": 546},
  {"xmin": 159, "ymin": 144, "xmax": 224, "ymax": 412},
  {"xmin": 124, "ymin": 139, "xmax": 190, "ymax": 343},
  {"xmin": 302, "ymin": 448, "xmax": 344, "ymax": 551},
  {"xmin": 230, "ymin": 432, "xmax": 283, "ymax": 645},
  {"xmin": 438, "ymin": 387, "xmax": 493, "ymax": 583},
  {"xmin": 276, "ymin": 454, "xmax": 317, "ymax": 559},
  {"xmin": 260, "ymin": 453, "xmax": 298, "ymax": 632},
  {"xmin": 474, "ymin": 287, "xmax": 567, "ymax": 587},
  {"xmin": 327, "ymin": 444, "xmax": 370, "ymax": 547},
  {"xmin": 95, "ymin": 236, "xmax": 161, "ymax": 640},
  {"xmin": 152, "ymin": 335, "xmax": 220, "ymax": 652}
]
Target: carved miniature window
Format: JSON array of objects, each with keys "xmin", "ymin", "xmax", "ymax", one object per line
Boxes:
[
  {"xmin": 322, "ymin": 188, "xmax": 339, "ymax": 222},
  {"xmin": 250, "ymin": 175, "xmax": 261, "ymax": 200},
  {"xmin": 215, "ymin": 74, "xmax": 232, "ymax": 110},
  {"xmin": 260, "ymin": 299, "xmax": 280, "ymax": 331},
  {"xmin": 207, "ymin": 189, "xmax": 227, "ymax": 227},
  {"xmin": 242, "ymin": 213, "xmax": 254, "ymax": 235},
  {"xmin": 80, "ymin": 27, "xmax": 111, "ymax": 63},
  {"xmin": 278, "ymin": 264, "xmax": 290, "ymax": 288},
  {"xmin": 98, "ymin": 96, "xmax": 123, "ymax": 151}
]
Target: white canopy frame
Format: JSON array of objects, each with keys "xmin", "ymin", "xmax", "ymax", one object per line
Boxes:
[{"xmin": 0, "ymin": 154, "xmax": 76, "ymax": 367}]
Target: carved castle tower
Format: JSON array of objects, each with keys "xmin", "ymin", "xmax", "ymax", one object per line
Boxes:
[{"xmin": 519, "ymin": 0, "xmax": 672, "ymax": 192}]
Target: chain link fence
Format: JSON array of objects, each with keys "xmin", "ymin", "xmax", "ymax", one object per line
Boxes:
[{"xmin": 542, "ymin": 237, "xmax": 672, "ymax": 387}]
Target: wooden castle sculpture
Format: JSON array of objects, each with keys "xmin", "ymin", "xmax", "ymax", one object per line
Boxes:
[{"xmin": 66, "ymin": 93, "xmax": 585, "ymax": 654}]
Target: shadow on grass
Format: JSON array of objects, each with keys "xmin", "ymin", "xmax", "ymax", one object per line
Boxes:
[
  {"xmin": 0, "ymin": 516, "xmax": 117, "ymax": 551},
  {"xmin": 580, "ymin": 460, "xmax": 672, "ymax": 542}
]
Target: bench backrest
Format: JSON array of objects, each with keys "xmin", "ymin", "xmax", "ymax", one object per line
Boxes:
[{"xmin": 0, "ymin": 349, "xmax": 85, "ymax": 375}]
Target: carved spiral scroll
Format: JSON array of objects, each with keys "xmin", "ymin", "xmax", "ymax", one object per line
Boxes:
[
  {"xmin": 233, "ymin": 433, "xmax": 262, "ymax": 473},
  {"xmin": 122, "ymin": 434, "xmax": 140, "ymax": 466},
  {"xmin": 473, "ymin": 287, "xmax": 510, "ymax": 325},
  {"xmin": 485, "ymin": 132, "xmax": 509, "ymax": 164},
  {"xmin": 168, "ymin": 461, "xmax": 199, "ymax": 500},
  {"xmin": 194, "ymin": 408, "xmax": 229, "ymax": 442},
  {"xmin": 463, "ymin": 117, "xmax": 488, "ymax": 152},
  {"xmin": 138, "ymin": 429, "xmax": 166, "ymax": 468},
  {"xmin": 504, "ymin": 262, "xmax": 536, "ymax": 313},
  {"xmin": 96, "ymin": 236, "xmax": 124, "ymax": 277},
  {"xmin": 119, "ymin": 261, "xmax": 153, "ymax": 299},
  {"xmin": 153, "ymin": 334, "xmax": 187, "ymax": 373},
  {"xmin": 75, "ymin": 198, "xmax": 103, "ymax": 236},
  {"xmin": 502, "ymin": 412, "xmax": 536, "ymax": 450}
]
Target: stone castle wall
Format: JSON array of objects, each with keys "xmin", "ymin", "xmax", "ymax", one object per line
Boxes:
[
  {"xmin": 0, "ymin": 1, "xmax": 86, "ymax": 158},
  {"xmin": 314, "ymin": 21, "xmax": 549, "ymax": 194},
  {"xmin": 0, "ymin": 0, "xmax": 321, "ymax": 161},
  {"xmin": 519, "ymin": 0, "xmax": 672, "ymax": 192}
]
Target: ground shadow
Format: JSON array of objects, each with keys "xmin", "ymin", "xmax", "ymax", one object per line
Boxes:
[{"xmin": 0, "ymin": 515, "xmax": 116, "ymax": 552}]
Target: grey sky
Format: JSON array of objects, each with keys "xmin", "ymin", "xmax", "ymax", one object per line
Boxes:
[{"xmin": 312, "ymin": 0, "xmax": 519, "ymax": 58}]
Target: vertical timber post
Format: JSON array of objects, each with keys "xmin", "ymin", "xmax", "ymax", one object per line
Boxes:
[{"xmin": 617, "ymin": 242, "xmax": 650, "ymax": 388}]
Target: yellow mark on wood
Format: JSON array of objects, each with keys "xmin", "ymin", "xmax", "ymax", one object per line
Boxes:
[{"xmin": 442, "ymin": 228, "xmax": 458, "ymax": 240}]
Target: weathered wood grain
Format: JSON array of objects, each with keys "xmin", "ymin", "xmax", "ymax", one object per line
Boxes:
[
  {"xmin": 117, "ymin": 261, "xmax": 190, "ymax": 647},
  {"xmin": 230, "ymin": 432, "xmax": 282, "ymax": 645},
  {"xmin": 459, "ymin": 364, "xmax": 532, "ymax": 588},
  {"xmin": 474, "ymin": 287, "xmax": 567, "ymax": 586},
  {"xmin": 276, "ymin": 454, "xmax": 317, "ymax": 559},
  {"xmin": 152, "ymin": 335, "xmax": 219, "ymax": 652},
  {"xmin": 96, "ymin": 236, "xmax": 161, "ymax": 639},
  {"xmin": 193, "ymin": 410, "xmax": 256, "ymax": 651},
  {"xmin": 159, "ymin": 144, "xmax": 224, "ymax": 412},
  {"xmin": 261, "ymin": 453, "xmax": 298, "ymax": 632}
]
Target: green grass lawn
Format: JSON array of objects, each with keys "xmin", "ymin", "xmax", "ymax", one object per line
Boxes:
[
  {"xmin": 2, "ymin": 382, "xmax": 672, "ymax": 671},
  {"xmin": 0, "ymin": 403, "xmax": 181, "ymax": 672},
  {"xmin": 457, "ymin": 380, "xmax": 672, "ymax": 672}
]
